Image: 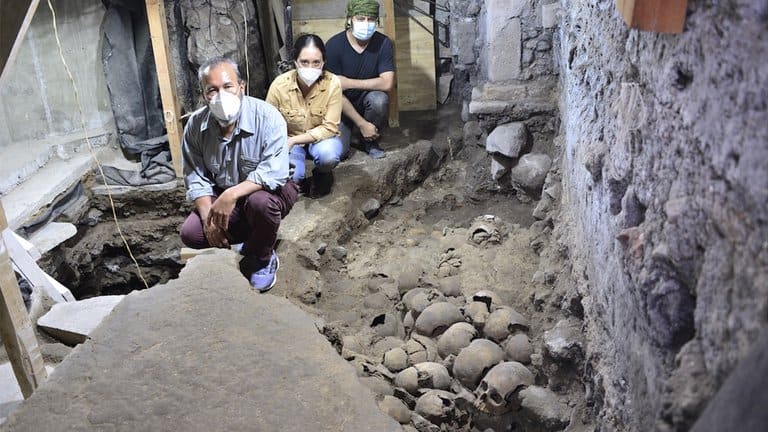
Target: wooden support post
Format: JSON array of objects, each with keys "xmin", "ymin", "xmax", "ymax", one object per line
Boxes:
[
  {"xmin": 382, "ymin": 0, "xmax": 399, "ymax": 128},
  {"xmin": 146, "ymin": 0, "xmax": 184, "ymax": 177},
  {"xmin": 0, "ymin": 0, "xmax": 41, "ymax": 88},
  {"xmin": 0, "ymin": 201, "xmax": 47, "ymax": 399}
]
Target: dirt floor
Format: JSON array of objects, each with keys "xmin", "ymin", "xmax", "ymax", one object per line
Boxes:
[{"xmin": 13, "ymin": 103, "xmax": 591, "ymax": 431}]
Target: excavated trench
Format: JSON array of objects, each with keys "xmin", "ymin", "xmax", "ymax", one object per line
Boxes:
[{"xmin": 35, "ymin": 111, "xmax": 589, "ymax": 430}]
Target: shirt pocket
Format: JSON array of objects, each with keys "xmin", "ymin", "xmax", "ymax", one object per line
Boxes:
[
  {"xmin": 239, "ymin": 155, "xmax": 259, "ymax": 178},
  {"xmin": 280, "ymin": 108, "xmax": 306, "ymax": 133},
  {"xmin": 207, "ymin": 161, "xmax": 220, "ymax": 176},
  {"xmin": 309, "ymin": 106, "xmax": 327, "ymax": 126}
]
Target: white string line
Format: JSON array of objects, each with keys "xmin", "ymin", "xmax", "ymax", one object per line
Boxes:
[{"xmin": 47, "ymin": 0, "xmax": 149, "ymax": 290}]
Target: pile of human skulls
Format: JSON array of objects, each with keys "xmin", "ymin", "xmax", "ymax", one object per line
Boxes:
[{"xmin": 339, "ymin": 282, "xmax": 569, "ymax": 431}]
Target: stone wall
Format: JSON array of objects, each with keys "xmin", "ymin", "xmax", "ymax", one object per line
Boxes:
[{"xmin": 555, "ymin": 0, "xmax": 768, "ymax": 430}]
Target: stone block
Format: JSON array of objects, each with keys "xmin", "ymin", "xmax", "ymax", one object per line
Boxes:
[
  {"xmin": 490, "ymin": 157, "xmax": 510, "ymax": 181},
  {"xmin": 454, "ymin": 18, "xmax": 477, "ymax": 65},
  {"xmin": 28, "ymin": 222, "xmax": 77, "ymax": 255},
  {"xmin": 541, "ymin": 2, "xmax": 562, "ymax": 28},
  {"xmin": 37, "ymin": 295, "xmax": 124, "ymax": 345},
  {"xmin": 483, "ymin": 0, "xmax": 526, "ymax": 81},
  {"xmin": 486, "ymin": 122, "xmax": 529, "ymax": 158},
  {"xmin": 510, "ymin": 153, "xmax": 553, "ymax": 195},
  {"xmin": 519, "ymin": 386, "xmax": 570, "ymax": 430}
]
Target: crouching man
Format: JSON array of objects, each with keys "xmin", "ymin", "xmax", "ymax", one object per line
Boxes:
[{"xmin": 180, "ymin": 56, "xmax": 298, "ymax": 292}]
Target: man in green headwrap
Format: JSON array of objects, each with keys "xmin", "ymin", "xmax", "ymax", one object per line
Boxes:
[{"xmin": 326, "ymin": 0, "xmax": 395, "ymax": 159}]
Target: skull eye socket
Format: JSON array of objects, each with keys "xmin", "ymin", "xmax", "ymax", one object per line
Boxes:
[
  {"xmin": 478, "ymin": 381, "xmax": 488, "ymax": 392},
  {"xmin": 489, "ymin": 390, "xmax": 504, "ymax": 404}
]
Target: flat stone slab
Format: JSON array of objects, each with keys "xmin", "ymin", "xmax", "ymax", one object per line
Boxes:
[
  {"xmin": 0, "ymin": 364, "xmax": 54, "ymax": 426},
  {"xmin": 28, "ymin": 222, "xmax": 77, "ymax": 255},
  {"xmin": 90, "ymin": 180, "xmax": 179, "ymax": 196},
  {"xmin": 37, "ymin": 295, "xmax": 124, "ymax": 346},
  {"xmin": 3, "ymin": 251, "xmax": 401, "ymax": 432}
]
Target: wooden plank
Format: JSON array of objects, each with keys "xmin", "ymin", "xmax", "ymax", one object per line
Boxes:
[
  {"xmin": 0, "ymin": 200, "xmax": 47, "ymax": 399},
  {"xmin": 4, "ymin": 230, "xmax": 75, "ymax": 303},
  {"xmin": 0, "ymin": 0, "xmax": 41, "ymax": 88},
  {"xmin": 381, "ymin": 0, "xmax": 399, "ymax": 127},
  {"xmin": 292, "ymin": 16, "xmax": 436, "ymax": 111},
  {"xmin": 145, "ymin": 0, "xmax": 184, "ymax": 177},
  {"xmin": 616, "ymin": 0, "xmax": 688, "ymax": 34}
]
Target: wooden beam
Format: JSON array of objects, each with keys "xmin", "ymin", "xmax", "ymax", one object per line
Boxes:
[
  {"xmin": 146, "ymin": 0, "xmax": 184, "ymax": 177},
  {"xmin": 0, "ymin": 0, "xmax": 42, "ymax": 88},
  {"xmin": 0, "ymin": 200, "xmax": 47, "ymax": 399},
  {"xmin": 381, "ymin": 0, "xmax": 399, "ymax": 127}
]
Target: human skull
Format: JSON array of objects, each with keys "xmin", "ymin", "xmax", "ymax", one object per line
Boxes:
[
  {"xmin": 471, "ymin": 290, "xmax": 504, "ymax": 311},
  {"xmin": 437, "ymin": 322, "xmax": 478, "ymax": 358},
  {"xmin": 504, "ymin": 334, "xmax": 533, "ymax": 364},
  {"xmin": 383, "ymin": 347, "xmax": 409, "ymax": 372},
  {"xmin": 415, "ymin": 390, "xmax": 458, "ymax": 425},
  {"xmin": 394, "ymin": 362, "xmax": 451, "ymax": 394},
  {"xmin": 404, "ymin": 334, "xmax": 439, "ymax": 366},
  {"xmin": 452, "ymin": 339, "xmax": 504, "ymax": 389},
  {"xmin": 483, "ymin": 307, "xmax": 530, "ymax": 342},
  {"xmin": 403, "ymin": 288, "xmax": 446, "ymax": 318},
  {"xmin": 371, "ymin": 312, "xmax": 406, "ymax": 339},
  {"xmin": 414, "ymin": 302, "xmax": 465, "ymax": 337},
  {"xmin": 468, "ymin": 215, "xmax": 504, "ymax": 246},
  {"xmin": 474, "ymin": 361, "xmax": 534, "ymax": 416},
  {"xmin": 463, "ymin": 301, "xmax": 491, "ymax": 330}
]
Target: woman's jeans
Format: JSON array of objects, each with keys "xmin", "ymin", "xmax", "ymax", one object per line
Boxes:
[{"xmin": 289, "ymin": 136, "xmax": 344, "ymax": 183}]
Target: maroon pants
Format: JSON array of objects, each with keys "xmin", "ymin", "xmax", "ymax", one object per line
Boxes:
[{"xmin": 180, "ymin": 182, "xmax": 299, "ymax": 261}]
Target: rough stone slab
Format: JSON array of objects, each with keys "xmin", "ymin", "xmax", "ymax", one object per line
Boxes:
[
  {"xmin": 37, "ymin": 295, "xmax": 125, "ymax": 346},
  {"xmin": 453, "ymin": 18, "xmax": 477, "ymax": 65},
  {"xmin": 28, "ymin": 222, "xmax": 77, "ymax": 255},
  {"xmin": 3, "ymin": 251, "xmax": 402, "ymax": 432},
  {"xmin": 483, "ymin": 0, "xmax": 524, "ymax": 81},
  {"xmin": 90, "ymin": 180, "xmax": 179, "ymax": 196},
  {"xmin": 486, "ymin": 123, "xmax": 528, "ymax": 158},
  {"xmin": 541, "ymin": 2, "xmax": 562, "ymax": 28}
]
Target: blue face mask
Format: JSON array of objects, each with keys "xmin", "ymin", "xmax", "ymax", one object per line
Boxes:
[{"xmin": 352, "ymin": 21, "xmax": 377, "ymax": 41}]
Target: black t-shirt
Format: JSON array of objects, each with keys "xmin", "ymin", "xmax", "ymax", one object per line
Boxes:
[{"xmin": 326, "ymin": 30, "xmax": 395, "ymax": 106}]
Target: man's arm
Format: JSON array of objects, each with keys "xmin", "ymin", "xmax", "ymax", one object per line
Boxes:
[
  {"xmin": 338, "ymin": 71, "xmax": 394, "ymax": 92},
  {"xmin": 341, "ymin": 96, "xmax": 379, "ymax": 141}
]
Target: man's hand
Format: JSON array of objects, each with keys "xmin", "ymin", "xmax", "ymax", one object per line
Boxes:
[
  {"xmin": 205, "ymin": 190, "xmax": 236, "ymax": 247},
  {"xmin": 203, "ymin": 219, "xmax": 229, "ymax": 248},
  {"xmin": 359, "ymin": 120, "xmax": 379, "ymax": 141}
]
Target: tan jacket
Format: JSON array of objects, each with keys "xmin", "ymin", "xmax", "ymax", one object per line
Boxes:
[{"xmin": 265, "ymin": 69, "xmax": 342, "ymax": 142}]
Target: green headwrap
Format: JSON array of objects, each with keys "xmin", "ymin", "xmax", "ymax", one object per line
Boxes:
[{"xmin": 345, "ymin": 0, "xmax": 380, "ymax": 28}]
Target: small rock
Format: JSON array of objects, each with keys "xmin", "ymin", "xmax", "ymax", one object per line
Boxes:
[
  {"xmin": 86, "ymin": 208, "xmax": 103, "ymax": 226},
  {"xmin": 463, "ymin": 121, "xmax": 484, "ymax": 147},
  {"xmin": 543, "ymin": 319, "xmax": 584, "ymax": 362},
  {"xmin": 316, "ymin": 242, "xmax": 328, "ymax": 255},
  {"xmin": 510, "ymin": 153, "xmax": 553, "ymax": 196},
  {"xmin": 378, "ymin": 395, "xmax": 412, "ymax": 424},
  {"xmin": 519, "ymin": 386, "xmax": 571, "ymax": 430},
  {"xmin": 361, "ymin": 198, "xmax": 381, "ymax": 219},
  {"xmin": 486, "ymin": 122, "xmax": 528, "ymax": 158},
  {"xmin": 331, "ymin": 246, "xmax": 348, "ymax": 261}
]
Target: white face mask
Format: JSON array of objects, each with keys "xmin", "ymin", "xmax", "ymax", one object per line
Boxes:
[
  {"xmin": 352, "ymin": 21, "xmax": 376, "ymax": 41},
  {"xmin": 296, "ymin": 66, "xmax": 323, "ymax": 86},
  {"xmin": 209, "ymin": 89, "xmax": 241, "ymax": 126}
]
